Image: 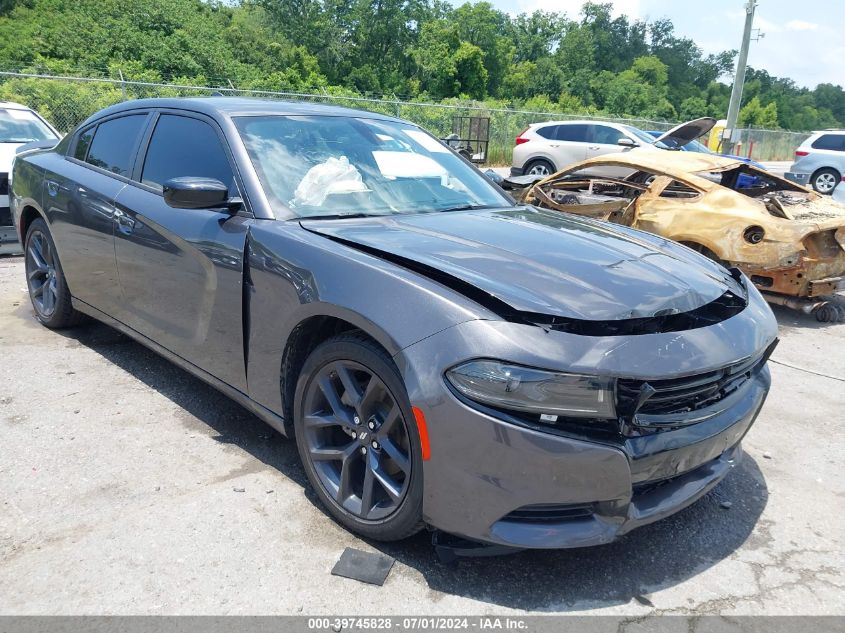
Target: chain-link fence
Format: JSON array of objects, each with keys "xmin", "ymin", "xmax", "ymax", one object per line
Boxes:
[
  {"xmin": 731, "ymin": 127, "xmax": 810, "ymax": 164},
  {"xmin": 0, "ymin": 70, "xmax": 808, "ymax": 164}
]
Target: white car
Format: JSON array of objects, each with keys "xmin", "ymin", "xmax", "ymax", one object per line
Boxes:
[
  {"xmin": 0, "ymin": 102, "xmax": 60, "ymax": 255},
  {"xmin": 510, "ymin": 117, "xmax": 715, "ymax": 177},
  {"xmin": 785, "ymin": 130, "xmax": 845, "ymax": 194}
]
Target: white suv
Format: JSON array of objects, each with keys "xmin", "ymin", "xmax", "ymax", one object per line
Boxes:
[
  {"xmin": 0, "ymin": 102, "xmax": 60, "ymax": 255},
  {"xmin": 785, "ymin": 130, "xmax": 845, "ymax": 194},
  {"xmin": 510, "ymin": 118, "xmax": 714, "ymax": 177}
]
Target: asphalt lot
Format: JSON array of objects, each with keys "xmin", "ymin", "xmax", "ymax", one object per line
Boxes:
[{"xmin": 0, "ymin": 254, "xmax": 843, "ymax": 616}]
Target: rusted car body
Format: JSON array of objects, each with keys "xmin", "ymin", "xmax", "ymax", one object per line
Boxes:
[{"xmin": 519, "ymin": 152, "xmax": 845, "ymax": 319}]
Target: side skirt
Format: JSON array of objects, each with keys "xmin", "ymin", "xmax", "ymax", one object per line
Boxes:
[{"xmin": 71, "ymin": 296, "xmax": 290, "ymax": 438}]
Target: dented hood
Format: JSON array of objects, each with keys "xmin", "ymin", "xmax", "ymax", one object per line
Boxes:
[
  {"xmin": 655, "ymin": 117, "xmax": 717, "ymax": 149},
  {"xmin": 301, "ymin": 207, "xmax": 743, "ymax": 322}
]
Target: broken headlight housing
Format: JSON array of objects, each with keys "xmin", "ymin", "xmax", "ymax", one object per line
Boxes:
[{"xmin": 446, "ymin": 360, "xmax": 616, "ymax": 419}]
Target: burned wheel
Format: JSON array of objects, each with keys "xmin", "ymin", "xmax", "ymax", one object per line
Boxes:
[
  {"xmin": 25, "ymin": 218, "xmax": 83, "ymax": 329},
  {"xmin": 293, "ymin": 333, "xmax": 424, "ymax": 541}
]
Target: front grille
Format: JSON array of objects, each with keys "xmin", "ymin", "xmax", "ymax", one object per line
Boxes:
[
  {"xmin": 0, "ymin": 173, "xmax": 7, "ymax": 196},
  {"xmin": 502, "ymin": 503, "xmax": 594, "ymax": 523},
  {"xmin": 617, "ymin": 344, "xmax": 774, "ymax": 418}
]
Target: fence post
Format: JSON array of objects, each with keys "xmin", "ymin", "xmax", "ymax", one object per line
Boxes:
[{"xmin": 118, "ymin": 69, "xmax": 126, "ymax": 101}]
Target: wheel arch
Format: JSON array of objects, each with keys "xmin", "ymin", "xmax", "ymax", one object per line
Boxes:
[
  {"xmin": 676, "ymin": 239, "xmax": 728, "ymax": 264},
  {"xmin": 276, "ymin": 307, "xmax": 401, "ymax": 434},
  {"xmin": 810, "ymin": 166, "xmax": 841, "ymax": 188},
  {"xmin": 523, "ymin": 156, "xmax": 557, "ymax": 172},
  {"xmin": 17, "ymin": 203, "xmax": 46, "ymax": 245}
]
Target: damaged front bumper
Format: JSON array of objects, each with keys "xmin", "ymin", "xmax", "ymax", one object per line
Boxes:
[{"xmin": 398, "ymin": 295, "xmax": 777, "ymax": 549}]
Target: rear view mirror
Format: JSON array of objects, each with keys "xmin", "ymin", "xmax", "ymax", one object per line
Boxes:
[
  {"xmin": 617, "ymin": 138, "xmax": 637, "ymax": 148},
  {"xmin": 163, "ymin": 177, "xmax": 229, "ymax": 209}
]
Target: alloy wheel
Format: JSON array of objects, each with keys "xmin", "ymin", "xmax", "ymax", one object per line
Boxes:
[
  {"xmin": 815, "ymin": 172, "xmax": 837, "ymax": 193},
  {"xmin": 528, "ymin": 163, "xmax": 551, "ymax": 176},
  {"xmin": 26, "ymin": 230, "xmax": 59, "ymax": 318},
  {"xmin": 301, "ymin": 360, "xmax": 412, "ymax": 521}
]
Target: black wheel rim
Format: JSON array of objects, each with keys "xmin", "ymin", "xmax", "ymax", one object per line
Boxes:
[
  {"xmin": 302, "ymin": 360, "xmax": 412, "ymax": 521},
  {"xmin": 25, "ymin": 230, "xmax": 58, "ymax": 318}
]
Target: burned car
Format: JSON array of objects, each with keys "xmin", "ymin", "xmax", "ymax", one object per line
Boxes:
[
  {"xmin": 13, "ymin": 98, "xmax": 777, "ymax": 553},
  {"xmin": 520, "ymin": 151, "xmax": 845, "ymax": 322}
]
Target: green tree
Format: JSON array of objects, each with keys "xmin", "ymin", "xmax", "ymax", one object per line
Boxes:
[{"xmin": 739, "ymin": 97, "xmax": 779, "ymax": 128}]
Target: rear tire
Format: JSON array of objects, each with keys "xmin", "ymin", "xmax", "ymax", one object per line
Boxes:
[
  {"xmin": 24, "ymin": 218, "xmax": 84, "ymax": 329},
  {"xmin": 524, "ymin": 158, "xmax": 555, "ymax": 177},
  {"xmin": 811, "ymin": 168, "xmax": 839, "ymax": 194},
  {"xmin": 292, "ymin": 332, "xmax": 424, "ymax": 541}
]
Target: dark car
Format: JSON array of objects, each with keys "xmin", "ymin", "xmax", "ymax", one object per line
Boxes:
[{"xmin": 11, "ymin": 98, "xmax": 777, "ymax": 551}]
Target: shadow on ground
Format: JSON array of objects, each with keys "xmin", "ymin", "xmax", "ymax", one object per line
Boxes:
[{"xmin": 54, "ymin": 318, "xmax": 769, "ymax": 612}]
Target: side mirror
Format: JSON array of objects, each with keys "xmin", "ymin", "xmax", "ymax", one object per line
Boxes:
[
  {"xmin": 617, "ymin": 138, "xmax": 637, "ymax": 148},
  {"xmin": 163, "ymin": 177, "xmax": 231, "ymax": 210}
]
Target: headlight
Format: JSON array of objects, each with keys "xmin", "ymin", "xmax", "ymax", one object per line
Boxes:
[{"xmin": 445, "ymin": 360, "xmax": 616, "ymax": 419}]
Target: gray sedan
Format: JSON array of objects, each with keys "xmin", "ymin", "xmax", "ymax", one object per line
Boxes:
[{"xmin": 11, "ymin": 98, "xmax": 777, "ymax": 551}]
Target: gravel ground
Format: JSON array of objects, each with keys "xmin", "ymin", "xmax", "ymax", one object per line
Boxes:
[{"xmin": 0, "ymin": 254, "xmax": 842, "ymax": 616}]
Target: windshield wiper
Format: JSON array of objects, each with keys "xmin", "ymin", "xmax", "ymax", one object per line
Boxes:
[
  {"xmin": 436, "ymin": 203, "xmax": 501, "ymax": 213},
  {"xmin": 297, "ymin": 212, "xmax": 387, "ymax": 221}
]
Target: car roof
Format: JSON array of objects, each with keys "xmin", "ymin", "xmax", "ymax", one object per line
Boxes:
[
  {"xmin": 530, "ymin": 120, "xmax": 625, "ymax": 128},
  {"xmin": 82, "ymin": 97, "xmax": 404, "ymax": 126},
  {"xmin": 0, "ymin": 101, "xmax": 33, "ymax": 110}
]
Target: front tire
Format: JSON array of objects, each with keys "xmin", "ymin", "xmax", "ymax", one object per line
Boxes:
[
  {"xmin": 811, "ymin": 168, "xmax": 839, "ymax": 194},
  {"xmin": 293, "ymin": 333, "xmax": 424, "ymax": 541},
  {"xmin": 24, "ymin": 218, "xmax": 84, "ymax": 329}
]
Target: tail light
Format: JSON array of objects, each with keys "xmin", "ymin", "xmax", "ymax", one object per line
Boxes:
[
  {"xmin": 515, "ymin": 126, "xmax": 530, "ymax": 146},
  {"xmin": 795, "ymin": 150, "xmax": 809, "ymax": 156}
]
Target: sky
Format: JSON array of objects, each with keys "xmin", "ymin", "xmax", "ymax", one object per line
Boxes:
[{"xmin": 486, "ymin": 0, "xmax": 845, "ymax": 89}]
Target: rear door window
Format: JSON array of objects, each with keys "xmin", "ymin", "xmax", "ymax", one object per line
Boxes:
[
  {"xmin": 85, "ymin": 114, "xmax": 147, "ymax": 177},
  {"xmin": 555, "ymin": 124, "xmax": 590, "ymax": 142},
  {"xmin": 140, "ymin": 114, "xmax": 235, "ymax": 192},
  {"xmin": 811, "ymin": 134, "xmax": 845, "ymax": 151},
  {"xmin": 73, "ymin": 127, "xmax": 94, "ymax": 160}
]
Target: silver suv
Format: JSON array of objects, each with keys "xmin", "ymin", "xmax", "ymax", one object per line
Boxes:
[
  {"xmin": 785, "ymin": 130, "xmax": 845, "ymax": 194},
  {"xmin": 510, "ymin": 118, "xmax": 715, "ymax": 177}
]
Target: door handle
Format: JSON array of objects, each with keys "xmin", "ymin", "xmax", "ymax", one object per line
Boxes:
[
  {"xmin": 113, "ymin": 208, "xmax": 136, "ymax": 234},
  {"xmin": 588, "ymin": 145, "xmax": 600, "ymax": 150}
]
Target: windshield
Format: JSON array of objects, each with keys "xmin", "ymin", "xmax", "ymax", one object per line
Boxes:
[
  {"xmin": 0, "ymin": 108, "xmax": 57, "ymax": 143},
  {"xmin": 235, "ymin": 115, "xmax": 511, "ymax": 218},
  {"xmin": 623, "ymin": 125, "xmax": 668, "ymax": 148},
  {"xmin": 681, "ymin": 139, "xmax": 713, "ymax": 154}
]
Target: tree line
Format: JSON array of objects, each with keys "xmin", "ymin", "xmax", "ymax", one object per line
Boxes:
[{"xmin": 0, "ymin": 0, "xmax": 842, "ymax": 130}]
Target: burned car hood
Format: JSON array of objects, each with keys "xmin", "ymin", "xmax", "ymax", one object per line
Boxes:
[
  {"xmin": 301, "ymin": 207, "xmax": 746, "ymax": 326},
  {"xmin": 654, "ymin": 117, "xmax": 717, "ymax": 149}
]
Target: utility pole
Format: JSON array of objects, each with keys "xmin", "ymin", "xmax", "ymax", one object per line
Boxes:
[{"xmin": 723, "ymin": 0, "xmax": 757, "ymax": 154}]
